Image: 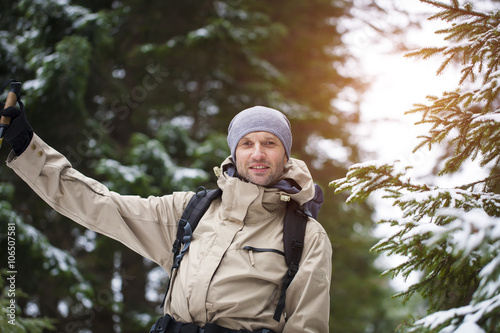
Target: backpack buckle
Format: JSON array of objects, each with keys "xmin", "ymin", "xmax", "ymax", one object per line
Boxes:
[
  {"xmin": 172, "ymin": 239, "xmax": 180, "ymax": 254},
  {"xmin": 291, "ymin": 240, "xmax": 303, "ymax": 251},
  {"xmin": 172, "ymin": 254, "xmax": 182, "ymax": 269},
  {"xmin": 288, "ymin": 262, "xmax": 299, "ymax": 277}
]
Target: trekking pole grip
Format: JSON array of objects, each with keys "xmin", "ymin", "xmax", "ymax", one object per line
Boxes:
[{"xmin": 1, "ymin": 81, "xmax": 22, "ymax": 126}]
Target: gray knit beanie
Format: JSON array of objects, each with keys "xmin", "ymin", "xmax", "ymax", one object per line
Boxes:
[{"xmin": 227, "ymin": 106, "xmax": 292, "ymax": 161}]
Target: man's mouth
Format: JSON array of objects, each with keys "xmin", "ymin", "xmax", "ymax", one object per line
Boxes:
[{"xmin": 249, "ymin": 165, "xmax": 270, "ymax": 172}]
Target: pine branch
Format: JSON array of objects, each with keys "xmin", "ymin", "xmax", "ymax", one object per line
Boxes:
[
  {"xmin": 420, "ymin": 0, "xmax": 489, "ymax": 20},
  {"xmin": 459, "ymin": 174, "xmax": 500, "ymax": 192},
  {"xmin": 372, "ymin": 203, "xmax": 500, "ymax": 312},
  {"xmin": 408, "ymin": 1, "xmax": 499, "ymax": 87},
  {"xmin": 330, "ymin": 161, "xmax": 420, "ymax": 204},
  {"xmin": 332, "ymin": 158, "xmax": 500, "ymax": 329},
  {"xmin": 333, "ymin": 2, "xmax": 500, "ymax": 331},
  {"xmin": 404, "ymin": 47, "xmax": 446, "ymax": 61},
  {"xmin": 406, "ymin": 88, "xmax": 500, "ymax": 175}
]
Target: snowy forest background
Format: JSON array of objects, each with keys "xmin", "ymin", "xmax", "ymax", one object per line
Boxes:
[{"xmin": 0, "ymin": 0, "xmax": 499, "ymax": 332}]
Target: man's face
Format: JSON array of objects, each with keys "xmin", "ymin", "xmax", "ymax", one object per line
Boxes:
[{"xmin": 235, "ymin": 131, "xmax": 287, "ymax": 186}]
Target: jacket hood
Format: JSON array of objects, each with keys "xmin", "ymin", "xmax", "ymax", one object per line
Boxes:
[{"xmin": 215, "ymin": 156, "xmax": 323, "ymax": 218}]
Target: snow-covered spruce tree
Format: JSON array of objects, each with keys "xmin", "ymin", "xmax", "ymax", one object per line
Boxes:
[{"xmin": 331, "ymin": 1, "xmax": 500, "ymax": 332}]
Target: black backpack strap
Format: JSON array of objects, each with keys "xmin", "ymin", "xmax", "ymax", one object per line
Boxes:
[
  {"xmin": 171, "ymin": 187, "xmax": 222, "ymax": 265},
  {"xmin": 273, "ymin": 200, "xmax": 308, "ymax": 321},
  {"xmin": 160, "ymin": 187, "xmax": 222, "ymax": 308}
]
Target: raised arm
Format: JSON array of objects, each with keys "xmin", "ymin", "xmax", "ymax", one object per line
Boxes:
[{"xmin": 6, "ymin": 131, "xmax": 192, "ymax": 269}]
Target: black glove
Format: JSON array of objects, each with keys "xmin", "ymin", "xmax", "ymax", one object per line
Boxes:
[{"xmin": 0, "ymin": 102, "xmax": 33, "ymax": 155}]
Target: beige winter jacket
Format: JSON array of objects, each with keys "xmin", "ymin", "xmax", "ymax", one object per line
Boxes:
[{"xmin": 7, "ymin": 134, "xmax": 332, "ymax": 332}]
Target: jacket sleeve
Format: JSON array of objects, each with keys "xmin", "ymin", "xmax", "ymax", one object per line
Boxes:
[
  {"xmin": 283, "ymin": 219, "xmax": 332, "ymax": 333},
  {"xmin": 6, "ymin": 134, "xmax": 192, "ymax": 269}
]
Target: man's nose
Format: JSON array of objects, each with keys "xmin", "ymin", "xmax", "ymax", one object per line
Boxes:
[{"xmin": 251, "ymin": 144, "xmax": 266, "ymax": 160}]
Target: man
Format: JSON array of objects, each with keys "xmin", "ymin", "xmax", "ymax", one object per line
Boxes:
[{"xmin": 1, "ymin": 104, "xmax": 332, "ymax": 332}]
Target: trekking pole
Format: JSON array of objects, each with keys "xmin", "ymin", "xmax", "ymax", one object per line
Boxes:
[{"xmin": 0, "ymin": 81, "xmax": 22, "ymax": 149}]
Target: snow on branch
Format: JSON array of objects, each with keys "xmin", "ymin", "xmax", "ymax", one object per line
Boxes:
[
  {"xmin": 331, "ymin": 1, "xmax": 500, "ymax": 331},
  {"xmin": 330, "ymin": 160, "xmax": 414, "ymax": 204},
  {"xmin": 408, "ymin": 210, "xmax": 500, "ymax": 333},
  {"xmin": 331, "ymin": 158, "xmax": 500, "ymax": 328}
]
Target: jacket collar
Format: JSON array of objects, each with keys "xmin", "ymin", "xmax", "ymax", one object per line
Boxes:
[{"xmin": 215, "ymin": 156, "xmax": 320, "ymax": 211}]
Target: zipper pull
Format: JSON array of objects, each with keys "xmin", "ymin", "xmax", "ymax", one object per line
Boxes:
[
  {"xmin": 244, "ymin": 247, "xmax": 256, "ymax": 266},
  {"xmin": 248, "ymin": 250, "xmax": 255, "ymax": 266}
]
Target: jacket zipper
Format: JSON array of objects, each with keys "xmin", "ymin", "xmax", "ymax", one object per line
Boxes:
[{"xmin": 243, "ymin": 246, "xmax": 285, "ymax": 266}]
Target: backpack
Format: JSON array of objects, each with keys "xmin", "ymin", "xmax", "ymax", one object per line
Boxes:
[{"xmin": 160, "ymin": 185, "xmax": 323, "ymax": 322}]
